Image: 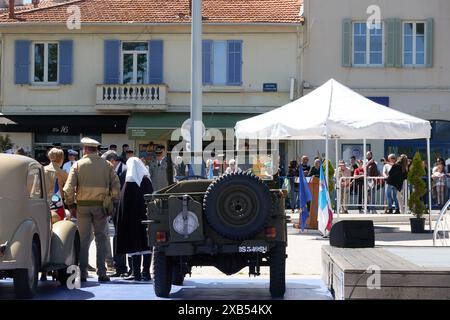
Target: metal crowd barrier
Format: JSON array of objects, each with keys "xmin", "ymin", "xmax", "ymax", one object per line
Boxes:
[{"xmin": 336, "ymin": 176, "xmax": 409, "ymax": 214}]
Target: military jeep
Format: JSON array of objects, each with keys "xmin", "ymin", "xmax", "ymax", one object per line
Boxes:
[{"xmin": 145, "ymin": 172, "xmax": 288, "ymax": 298}]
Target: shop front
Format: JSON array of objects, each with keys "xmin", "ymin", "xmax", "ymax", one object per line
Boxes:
[
  {"xmin": 2, "ymin": 115, "xmax": 128, "ymax": 161},
  {"xmin": 127, "ymin": 112, "xmax": 258, "ymax": 168}
]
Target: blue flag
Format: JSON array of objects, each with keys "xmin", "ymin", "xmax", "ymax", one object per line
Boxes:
[
  {"xmin": 208, "ymin": 160, "xmax": 214, "ymax": 179},
  {"xmin": 187, "ymin": 163, "xmax": 195, "ymax": 177},
  {"xmin": 298, "ymin": 168, "xmax": 312, "ymax": 231}
]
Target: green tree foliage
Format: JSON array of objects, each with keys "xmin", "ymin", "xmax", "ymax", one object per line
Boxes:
[
  {"xmin": 0, "ymin": 134, "xmax": 13, "ymax": 153},
  {"xmin": 322, "ymin": 159, "xmax": 335, "ymax": 194},
  {"xmin": 407, "ymin": 151, "xmax": 427, "ymax": 218}
]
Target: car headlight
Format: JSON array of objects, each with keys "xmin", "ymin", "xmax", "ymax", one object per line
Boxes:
[{"xmin": 173, "ymin": 211, "xmax": 199, "ymax": 237}]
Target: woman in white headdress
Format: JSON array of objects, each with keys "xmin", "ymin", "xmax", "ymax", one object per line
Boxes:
[{"xmin": 116, "ymin": 157, "xmax": 153, "ymax": 281}]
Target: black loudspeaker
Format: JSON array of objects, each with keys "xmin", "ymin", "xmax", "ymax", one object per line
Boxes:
[{"xmin": 330, "ymin": 220, "xmax": 375, "ymax": 248}]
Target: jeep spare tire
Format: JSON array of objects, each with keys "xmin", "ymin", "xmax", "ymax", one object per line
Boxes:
[{"xmin": 203, "ymin": 172, "xmax": 272, "ymax": 240}]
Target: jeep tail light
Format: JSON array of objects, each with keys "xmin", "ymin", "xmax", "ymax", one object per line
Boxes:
[
  {"xmin": 265, "ymin": 227, "xmax": 277, "ymax": 238},
  {"xmin": 156, "ymin": 231, "xmax": 168, "ymax": 243}
]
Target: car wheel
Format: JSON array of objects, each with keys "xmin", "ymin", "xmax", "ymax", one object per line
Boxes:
[
  {"xmin": 270, "ymin": 242, "xmax": 286, "ymax": 298},
  {"xmin": 153, "ymin": 250, "xmax": 173, "ymax": 298},
  {"xmin": 203, "ymin": 172, "xmax": 272, "ymax": 240},
  {"xmin": 14, "ymin": 240, "xmax": 40, "ymax": 299},
  {"xmin": 56, "ymin": 232, "xmax": 80, "ymax": 286}
]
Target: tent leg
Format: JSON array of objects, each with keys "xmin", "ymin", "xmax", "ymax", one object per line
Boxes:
[
  {"xmin": 363, "ymin": 139, "xmax": 367, "ymax": 214},
  {"xmin": 325, "ymin": 137, "xmax": 329, "ymax": 185},
  {"xmin": 336, "ymin": 139, "xmax": 339, "ymax": 218},
  {"xmin": 427, "ymin": 138, "xmax": 432, "ymax": 231}
]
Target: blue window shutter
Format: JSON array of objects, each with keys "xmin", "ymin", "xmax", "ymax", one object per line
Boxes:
[
  {"xmin": 149, "ymin": 40, "xmax": 164, "ymax": 84},
  {"xmin": 59, "ymin": 40, "xmax": 73, "ymax": 84},
  {"xmin": 226, "ymin": 40, "xmax": 242, "ymax": 86},
  {"xmin": 202, "ymin": 40, "xmax": 212, "ymax": 85},
  {"xmin": 104, "ymin": 40, "xmax": 120, "ymax": 84},
  {"xmin": 14, "ymin": 40, "xmax": 31, "ymax": 84}
]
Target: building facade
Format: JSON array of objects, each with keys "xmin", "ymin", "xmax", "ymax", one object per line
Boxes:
[
  {"xmin": 299, "ymin": 0, "xmax": 450, "ymax": 164},
  {"xmin": 0, "ymin": 0, "xmax": 303, "ymax": 165}
]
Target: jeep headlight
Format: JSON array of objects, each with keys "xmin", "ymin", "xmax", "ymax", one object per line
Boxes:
[{"xmin": 173, "ymin": 211, "xmax": 199, "ymax": 236}]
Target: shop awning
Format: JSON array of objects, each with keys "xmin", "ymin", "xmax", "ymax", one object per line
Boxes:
[{"xmin": 127, "ymin": 112, "xmax": 257, "ymax": 140}]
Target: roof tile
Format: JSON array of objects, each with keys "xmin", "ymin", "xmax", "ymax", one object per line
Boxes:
[{"xmin": 0, "ymin": 0, "xmax": 303, "ymax": 24}]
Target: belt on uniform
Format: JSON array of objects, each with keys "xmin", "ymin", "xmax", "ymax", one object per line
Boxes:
[{"xmin": 77, "ymin": 200, "xmax": 104, "ymax": 207}]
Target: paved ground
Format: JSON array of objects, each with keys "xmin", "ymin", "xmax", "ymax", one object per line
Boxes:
[
  {"xmin": 0, "ymin": 276, "xmax": 332, "ymax": 300},
  {"xmin": 0, "ymin": 221, "xmax": 437, "ymax": 300}
]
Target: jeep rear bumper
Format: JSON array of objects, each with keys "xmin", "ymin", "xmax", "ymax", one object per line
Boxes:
[{"xmin": 158, "ymin": 240, "xmax": 280, "ymax": 256}]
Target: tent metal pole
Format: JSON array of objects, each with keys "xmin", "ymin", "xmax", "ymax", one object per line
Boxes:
[
  {"xmin": 363, "ymin": 138, "xmax": 367, "ymax": 214},
  {"xmin": 427, "ymin": 138, "xmax": 432, "ymax": 231},
  {"xmin": 336, "ymin": 138, "xmax": 340, "ymax": 219},
  {"xmin": 325, "ymin": 136, "xmax": 329, "ymax": 186}
]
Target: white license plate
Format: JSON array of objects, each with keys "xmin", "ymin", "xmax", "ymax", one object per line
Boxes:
[{"xmin": 238, "ymin": 245, "xmax": 268, "ymax": 253}]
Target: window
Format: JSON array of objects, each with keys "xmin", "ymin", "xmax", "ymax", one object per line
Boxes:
[
  {"xmin": 33, "ymin": 42, "xmax": 58, "ymax": 83},
  {"xmin": 353, "ymin": 22, "xmax": 384, "ymax": 66},
  {"xmin": 203, "ymin": 40, "xmax": 242, "ymax": 86},
  {"xmin": 27, "ymin": 168, "xmax": 43, "ymax": 199},
  {"xmin": 121, "ymin": 42, "xmax": 148, "ymax": 84},
  {"xmin": 403, "ymin": 22, "xmax": 426, "ymax": 66}
]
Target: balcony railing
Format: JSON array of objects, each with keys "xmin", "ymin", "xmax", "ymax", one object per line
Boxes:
[{"xmin": 96, "ymin": 84, "xmax": 167, "ymax": 110}]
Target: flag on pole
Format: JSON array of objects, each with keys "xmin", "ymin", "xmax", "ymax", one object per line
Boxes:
[
  {"xmin": 207, "ymin": 160, "xmax": 214, "ymax": 179},
  {"xmin": 318, "ymin": 163, "xmax": 333, "ymax": 236},
  {"xmin": 298, "ymin": 168, "xmax": 312, "ymax": 231}
]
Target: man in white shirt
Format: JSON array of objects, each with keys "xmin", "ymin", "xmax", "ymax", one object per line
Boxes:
[{"xmin": 62, "ymin": 149, "xmax": 78, "ymax": 173}]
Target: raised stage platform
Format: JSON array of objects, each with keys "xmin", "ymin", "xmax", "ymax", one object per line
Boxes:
[{"xmin": 322, "ymin": 245, "xmax": 450, "ymax": 300}]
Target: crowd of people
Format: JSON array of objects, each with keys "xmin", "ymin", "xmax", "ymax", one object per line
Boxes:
[
  {"xmin": 6, "ymin": 138, "xmax": 247, "ymax": 283},
  {"xmin": 282, "ymin": 151, "xmax": 450, "ymax": 214}
]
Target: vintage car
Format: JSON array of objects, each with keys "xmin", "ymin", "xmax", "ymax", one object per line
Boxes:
[
  {"xmin": 145, "ymin": 171, "xmax": 288, "ymax": 298},
  {"xmin": 0, "ymin": 154, "xmax": 79, "ymax": 298}
]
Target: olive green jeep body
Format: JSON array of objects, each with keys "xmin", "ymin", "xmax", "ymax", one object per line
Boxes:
[{"xmin": 145, "ymin": 172, "xmax": 288, "ymax": 298}]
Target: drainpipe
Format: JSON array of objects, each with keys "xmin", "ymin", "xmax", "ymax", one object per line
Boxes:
[{"xmin": 8, "ymin": 0, "xmax": 15, "ymax": 19}]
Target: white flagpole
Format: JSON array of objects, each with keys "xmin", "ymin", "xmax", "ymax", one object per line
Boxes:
[{"xmin": 336, "ymin": 138, "xmax": 339, "ymax": 219}]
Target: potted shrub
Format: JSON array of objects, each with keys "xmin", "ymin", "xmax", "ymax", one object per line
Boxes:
[{"xmin": 407, "ymin": 151, "xmax": 427, "ymax": 233}]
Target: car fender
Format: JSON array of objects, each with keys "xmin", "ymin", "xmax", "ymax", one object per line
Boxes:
[
  {"xmin": 3, "ymin": 219, "xmax": 39, "ymax": 270},
  {"xmin": 50, "ymin": 220, "xmax": 79, "ymax": 266}
]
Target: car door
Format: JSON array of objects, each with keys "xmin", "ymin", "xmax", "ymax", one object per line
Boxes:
[{"xmin": 26, "ymin": 165, "xmax": 51, "ymax": 264}]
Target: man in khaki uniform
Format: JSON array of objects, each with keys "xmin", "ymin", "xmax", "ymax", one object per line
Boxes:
[{"xmin": 63, "ymin": 137, "xmax": 120, "ymax": 282}]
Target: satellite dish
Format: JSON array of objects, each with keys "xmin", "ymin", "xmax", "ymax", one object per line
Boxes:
[{"xmin": 181, "ymin": 119, "xmax": 206, "ymax": 142}]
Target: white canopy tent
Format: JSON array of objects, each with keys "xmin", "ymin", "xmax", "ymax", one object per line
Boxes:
[{"xmin": 235, "ymin": 79, "xmax": 433, "ymax": 226}]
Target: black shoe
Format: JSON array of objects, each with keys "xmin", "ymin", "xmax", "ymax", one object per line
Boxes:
[
  {"xmin": 87, "ymin": 265, "xmax": 96, "ymax": 272},
  {"xmin": 142, "ymin": 274, "xmax": 151, "ymax": 281},
  {"xmin": 81, "ymin": 277, "xmax": 87, "ymax": 282},
  {"xmin": 109, "ymin": 272, "xmax": 125, "ymax": 278},
  {"xmin": 40, "ymin": 273, "xmax": 47, "ymax": 281},
  {"xmin": 394, "ymin": 209, "xmax": 400, "ymax": 214},
  {"xmin": 98, "ymin": 275, "xmax": 110, "ymax": 282}
]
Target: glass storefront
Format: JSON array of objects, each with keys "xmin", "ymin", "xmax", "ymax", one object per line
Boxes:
[{"xmin": 385, "ymin": 120, "xmax": 450, "ymax": 164}]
